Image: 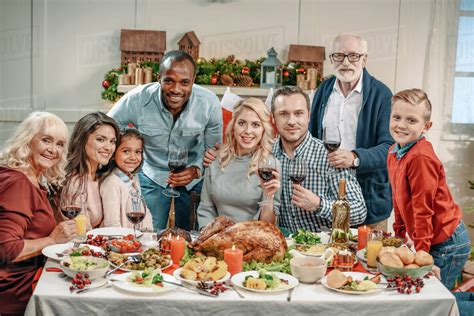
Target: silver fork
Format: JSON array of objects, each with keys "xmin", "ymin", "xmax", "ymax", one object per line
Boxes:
[
  {"xmin": 225, "ymin": 280, "xmax": 245, "ymax": 298},
  {"xmin": 105, "ymin": 254, "xmax": 141, "ymax": 277}
]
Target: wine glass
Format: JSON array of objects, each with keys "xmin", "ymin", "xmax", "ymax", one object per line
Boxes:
[
  {"xmin": 258, "ymin": 155, "xmax": 277, "ymax": 183},
  {"xmin": 289, "ymin": 158, "xmax": 307, "ymax": 186},
  {"xmin": 126, "ymin": 192, "xmax": 147, "ymax": 239},
  {"xmin": 323, "ymin": 126, "xmax": 341, "ymax": 174},
  {"xmin": 59, "ymin": 184, "xmax": 87, "ymax": 243},
  {"xmin": 163, "ymin": 146, "xmax": 188, "ymax": 197}
]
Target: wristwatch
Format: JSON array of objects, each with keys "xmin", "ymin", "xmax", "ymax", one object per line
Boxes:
[
  {"xmin": 351, "ymin": 151, "xmax": 360, "ymax": 168},
  {"xmin": 193, "ymin": 166, "xmax": 202, "ymax": 178}
]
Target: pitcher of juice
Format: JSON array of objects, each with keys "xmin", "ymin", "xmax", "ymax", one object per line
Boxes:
[{"xmin": 366, "ymin": 229, "xmax": 383, "ymax": 269}]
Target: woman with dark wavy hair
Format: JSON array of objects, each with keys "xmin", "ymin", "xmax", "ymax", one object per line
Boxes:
[
  {"xmin": 63, "ymin": 111, "xmax": 119, "ymax": 229},
  {"xmin": 0, "ymin": 112, "xmax": 76, "ymax": 315}
]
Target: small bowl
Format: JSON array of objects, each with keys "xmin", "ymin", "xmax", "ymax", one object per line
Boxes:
[
  {"xmin": 60, "ymin": 256, "xmax": 110, "ymax": 280},
  {"xmin": 290, "ymin": 256, "xmax": 327, "ymax": 283},
  {"xmin": 107, "ymin": 239, "xmax": 142, "ymax": 253},
  {"xmin": 377, "ymin": 258, "xmax": 433, "ymax": 278}
]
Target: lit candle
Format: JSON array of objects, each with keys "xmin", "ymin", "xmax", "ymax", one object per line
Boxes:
[
  {"xmin": 358, "ymin": 225, "xmax": 370, "ymax": 250},
  {"xmin": 224, "ymin": 245, "xmax": 243, "ymax": 276},
  {"xmin": 170, "ymin": 235, "xmax": 185, "ymax": 264}
]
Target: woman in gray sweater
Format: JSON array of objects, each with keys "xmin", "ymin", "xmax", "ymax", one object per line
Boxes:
[{"xmin": 197, "ymin": 98, "xmax": 281, "ymax": 228}]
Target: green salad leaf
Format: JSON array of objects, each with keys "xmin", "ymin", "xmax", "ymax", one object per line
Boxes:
[{"xmin": 292, "ymin": 229, "xmax": 321, "ymax": 245}]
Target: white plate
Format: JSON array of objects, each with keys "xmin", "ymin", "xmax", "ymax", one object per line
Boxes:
[
  {"xmin": 111, "ymin": 272, "xmax": 178, "ymax": 294},
  {"xmin": 356, "ymin": 249, "xmax": 367, "ymax": 262},
  {"xmin": 320, "ymin": 271, "xmax": 383, "ymax": 295},
  {"xmin": 42, "ymin": 243, "xmax": 104, "ymax": 261},
  {"xmin": 173, "ymin": 268, "xmax": 231, "ymax": 286},
  {"xmin": 109, "ymin": 259, "xmax": 172, "ymax": 272},
  {"xmin": 231, "ymin": 271, "xmax": 298, "ymax": 293},
  {"xmin": 86, "ymin": 227, "xmax": 143, "ymax": 238}
]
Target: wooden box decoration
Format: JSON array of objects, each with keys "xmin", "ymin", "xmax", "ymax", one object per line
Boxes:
[
  {"xmin": 178, "ymin": 31, "xmax": 201, "ymax": 61},
  {"xmin": 120, "ymin": 29, "xmax": 166, "ymax": 63},
  {"xmin": 287, "ymin": 44, "xmax": 326, "ymax": 76}
]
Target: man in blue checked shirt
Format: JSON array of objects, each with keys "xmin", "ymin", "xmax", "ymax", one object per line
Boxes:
[
  {"xmin": 109, "ymin": 50, "xmax": 222, "ymax": 231},
  {"xmin": 271, "ymin": 86, "xmax": 366, "ymax": 233}
]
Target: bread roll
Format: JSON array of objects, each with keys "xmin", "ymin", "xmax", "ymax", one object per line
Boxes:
[
  {"xmin": 414, "ymin": 250, "xmax": 433, "ymax": 266},
  {"xmin": 379, "ymin": 246, "xmax": 396, "ymax": 257},
  {"xmin": 327, "ymin": 269, "xmax": 348, "ymax": 289},
  {"xmin": 404, "ymin": 263, "xmax": 420, "ymax": 269},
  {"xmin": 395, "ymin": 246, "xmax": 415, "ymax": 265},
  {"xmin": 379, "ymin": 252, "xmax": 404, "ymax": 268}
]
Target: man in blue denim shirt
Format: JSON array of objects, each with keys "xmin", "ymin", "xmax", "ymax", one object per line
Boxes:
[{"xmin": 109, "ymin": 50, "xmax": 222, "ymax": 231}]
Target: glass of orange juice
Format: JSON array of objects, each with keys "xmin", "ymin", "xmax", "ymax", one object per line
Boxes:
[
  {"xmin": 366, "ymin": 229, "xmax": 383, "ymax": 269},
  {"xmin": 74, "ymin": 213, "xmax": 87, "ymax": 239}
]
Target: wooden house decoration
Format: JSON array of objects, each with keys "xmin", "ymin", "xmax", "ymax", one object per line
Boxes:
[
  {"xmin": 287, "ymin": 44, "xmax": 326, "ymax": 75},
  {"xmin": 120, "ymin": 29, "xmax": 166, "ymax": 63},
  {"xmin": 178, "ymin": 31, "xmax": 201, "ymax": 60}
]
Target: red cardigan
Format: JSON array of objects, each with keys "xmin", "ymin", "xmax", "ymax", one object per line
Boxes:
[{"xmin": 387, "ymin": 138, "xmax": 462, "ymax": 252}]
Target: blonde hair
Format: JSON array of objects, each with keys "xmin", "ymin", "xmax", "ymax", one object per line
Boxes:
[
  {"xmin": 392, "ymin": 88, "xmax": 432, "ymax": 121},
  {"xmin": 0, "ymin": 111, "xmax": 69, "ymax": 186},
  {"xmin": 218, "ymin": 98, "xmax": 274, "ymax": 176},
  {"xmin": 332, "ymin": 33, "xmax": 368, "ymax": 54}
]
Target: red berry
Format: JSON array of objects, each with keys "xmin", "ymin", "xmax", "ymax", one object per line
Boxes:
[
  {"xmin": 76, "ymin": 273, "xmax": 82, "ymax": 279},
  {"xmin": 69, "ymin": 285, "xmax": 75, "ymax": 291},
  {"xmin": 78, "ymin": 284, "xmax": 85, "ymax": 289},
  {"xmin": 84, "ymin": 273, "xmax": 90, "ymax": 279},
  {"xmin": 406, "ymin": 288, "xmax": 412, "ymax": 295},
  {"xmin": 416, "ymin": 286, "xmax": 421, "ymax": 293},
  {"xmin": 84, "ymin": 279, "xmax": 91, "ymax": 285},
  {"xmin": 397, "ymin": 288, "xmax": 404, "ymax": 294}
]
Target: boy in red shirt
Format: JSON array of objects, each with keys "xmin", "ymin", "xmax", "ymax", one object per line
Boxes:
[{"xmin": 387, "ymin": 88, "xmax": 470, "ymax": 289}]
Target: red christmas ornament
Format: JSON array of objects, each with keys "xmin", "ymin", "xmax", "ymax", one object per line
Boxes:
[
  {"xmin": 102, "ymin": 80, "xmax": 110, "ymax": 89},
  {"xmin": 210, "ymin": 75, "xmax": 218, "ymax": 85},
  {"xmin": 296, "ymin": 68, "xmax": 305, "ymax": 74},
  {"xmin": 241, "ymin": 67, "xmax": 250, "ymax": 75},
  {"xmin": 283, "ymin": 71, "xmax": 290, "ymax": 77}
]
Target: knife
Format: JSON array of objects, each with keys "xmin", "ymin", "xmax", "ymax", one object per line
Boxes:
[{"xmin": 161, "ymin": 279, "xmax": 218, "ymax": 298}]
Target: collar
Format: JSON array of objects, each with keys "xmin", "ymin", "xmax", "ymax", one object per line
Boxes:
[
  {"xmin": 113, "ymin": 168, "xmax": 137, "ymax": 192},
  {"xmin": 276, "ymin": 132, "xmax": 312, "ymax": 159},
  {"xmin": 390, "ymin": 136, "xmax": 424, "ymax": 160},
  {"xmin": 333, "ymin": 70, "xmax": 363, "ymax": 95}
]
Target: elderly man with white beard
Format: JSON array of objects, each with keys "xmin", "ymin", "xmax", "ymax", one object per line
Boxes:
[{"xmin": 309, "ymin": 33, "xmax": 394, "ymax": 231}]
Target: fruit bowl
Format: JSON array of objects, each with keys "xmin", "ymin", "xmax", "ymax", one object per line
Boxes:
[
  {"xmin": 376, "ymin": 258, "xmax": 433, "ymax": 278},
  {"xmin": 60, "ymin": 256, "xmax": 110, "ymax": 280}
]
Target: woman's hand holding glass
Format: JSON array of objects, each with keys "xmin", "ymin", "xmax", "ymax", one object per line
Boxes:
[
  {"xmin": 49, "ymin": 221, "xmax": 77, "ymax": 244},
  {"xmin": 257, "ymin": 155, "xmax": 280, "ymax": 204}
]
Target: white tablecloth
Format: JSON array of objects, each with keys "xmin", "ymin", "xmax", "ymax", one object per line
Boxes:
[{"xmin": 25, "ymin": 259, "xmax": 459, "ymax": 316}]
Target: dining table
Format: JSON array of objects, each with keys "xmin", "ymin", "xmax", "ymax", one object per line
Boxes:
[{"xmin": 25, "ymin": 258, "xmax": 460, "ymax": 316}]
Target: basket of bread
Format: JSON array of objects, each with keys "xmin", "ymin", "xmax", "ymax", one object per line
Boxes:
[{"xmin": 376, "ymin": 245, "xmax": 433, "ymax": 278}]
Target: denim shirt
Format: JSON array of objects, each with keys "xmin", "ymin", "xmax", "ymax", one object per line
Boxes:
[
  {"xmin": 390, "ymin": 136, "xmax": 424, "ymax": 160},
  {"xmin": 108, "ymin": 82, "xmax": 222, "ymax": 190}
]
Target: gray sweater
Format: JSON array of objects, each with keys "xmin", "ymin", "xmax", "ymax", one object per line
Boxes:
[{"xmin": 197, "ymin": 154, "xmax": 281, "ymax": 228}]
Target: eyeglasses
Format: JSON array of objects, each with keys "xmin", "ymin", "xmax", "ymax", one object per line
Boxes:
[{"xmin": 330, "ymin": 53, "xmax": 365, "ymax": 62}]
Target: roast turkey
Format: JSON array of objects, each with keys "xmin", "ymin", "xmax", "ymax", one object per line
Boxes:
[{"xmin": 190, "ymin": 217, "xmax": 287, "ymax": 263}]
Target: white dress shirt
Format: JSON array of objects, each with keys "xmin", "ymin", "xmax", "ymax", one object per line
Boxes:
[{"xmin": 322, "ymin": 72, "xmax": 364, "ymax": 150}]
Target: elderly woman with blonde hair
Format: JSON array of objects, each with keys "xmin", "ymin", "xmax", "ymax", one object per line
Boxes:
[
  {"xmin": 197, "ymin": 98, "xmax": 281, "ymax": 228},
  {"xmin": 0, "ymin": 112, "xmax": 77, "ymax": 315}
]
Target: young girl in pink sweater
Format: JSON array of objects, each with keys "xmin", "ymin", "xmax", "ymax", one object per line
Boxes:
[{"xmin": 100, "ymin": 128, "xmax": 153, "ymax": 230}]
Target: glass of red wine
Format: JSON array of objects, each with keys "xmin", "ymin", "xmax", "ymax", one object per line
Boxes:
[
  {"xmin": 258, "ymin": 155, "xmax": 277, "ymax": 183},
  {"xmin": 162, "ymin": 146, "xmax": 188, "ymax": 198},
  {"xmin": 60, "ymin": 184, "xmax": 86, "ymax": 243},
  {"xmin": 289, "ymin": 158, "xmax": 307, "ymax": 186},
  {"xmin": 126, "ymin": 192, "xmax": 146, "ymax": 239},
  {"xmin": 323, "ymin": 126, "xmax": 341, "ymax": 174}
]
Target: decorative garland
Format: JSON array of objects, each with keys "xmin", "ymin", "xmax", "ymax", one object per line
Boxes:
[{"xmin": 101, "ymin": 56, "xmax": 323, "ymax": 102}]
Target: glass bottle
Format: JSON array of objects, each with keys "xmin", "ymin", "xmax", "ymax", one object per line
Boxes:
[{"xmin": 331, "ymin": 178, "xmax": 350, "ymax": 246}]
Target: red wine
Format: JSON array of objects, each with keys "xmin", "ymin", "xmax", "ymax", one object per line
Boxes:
[
  {"xmin": 290, "ymin": 174, "xmax": 306, "ymax": 184},
  {"xmin": 126, "ymin": 212, "xmax": 145, "ymax": 224},
  {"xmin": 168, "ymin": 161, "xmax": 186, "ymax": 173},
  {"xmin": 258, "ymin": 168, "xmax": 275, "ymax": 182},
  {"xmin": 61, "ymin": 206, "xmax": 81, "ymax": 219},
  {"xmin": 323, "ymin": 141, "xmax": 341, "ymax": 153}
]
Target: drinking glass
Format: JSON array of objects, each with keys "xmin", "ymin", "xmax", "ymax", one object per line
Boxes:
[
  {"xmin": 366, "ymin": 229, "xmax": 384, "ymax": 270},
  {"xmin": 126, "ymin": 192, "xmax": 147, "ymax": 239},
  {"xmin": 258, "ymin": 155, "xmax": 277, "ymax": 183},
  {"xmin": 59, "ymin": 184, "xmax": 87, "ymax": 242},
  {"xmin": 289, "ymin": 158, "xmax": 307, "ymax": 185},
  {"xmin": 323, "ymin": 126, "xmax": 341, "ymax": 174},
  {"xmin": 163, "ymin": 146, "xmax": 188, "ymax": 197}
]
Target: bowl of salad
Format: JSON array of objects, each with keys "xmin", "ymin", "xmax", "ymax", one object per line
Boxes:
[{"xmin": 60, "ymin": 256, "xmax": 109, "ymax": 280}]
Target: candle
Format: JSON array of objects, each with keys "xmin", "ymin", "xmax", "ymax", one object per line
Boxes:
[
  {"xmin": 170, "ymin": 235, "xmax": 185, "ymax": 264},
  {"xmin": 358, "ymin": 225, "xmax": 370, "ymax": 250},
  {"xmin": 265, "ymin": 71, "xmax": 275, "ymax": 84},
  {"xmin": 224, "ymin": 245, "xmax": 243, "ymax": 275}
]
